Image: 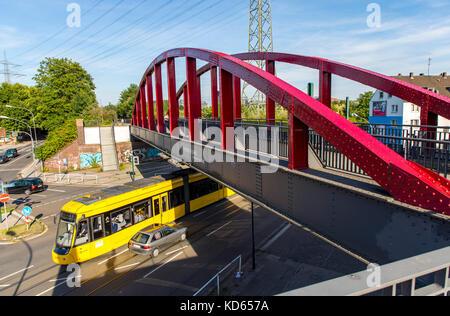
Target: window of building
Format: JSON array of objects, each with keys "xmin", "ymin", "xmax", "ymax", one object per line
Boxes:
[
  {"xmin": 411, "ymin": 120, "xmax": 420, "ymax": 126},
  {"xmin": 391, "ymin": 105, "xmax": 399, "ymax": 113},
  {"xmin": 446, "ymin": 87, "xmax": 450, "ymax": 93},
  {"xmin": 391, "ymin": 120, "xmax": 398, "ymax": 126},
  {"xmin": 379, "ymin": 91, "xmax": 384, "ymax": 99},
  {"xmin": 411, "ymin": 104, "xmax": 420, "ymax": 112},
  {"xmin": 388, "ymin": 94, "xmax": 392, "ymax": 98}
]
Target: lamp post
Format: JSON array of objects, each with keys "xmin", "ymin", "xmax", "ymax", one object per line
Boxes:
[
  {"xmin": 5, "ymin": 105, "xmax": 37, "ymax": 144},
  {"xmin": 0, "ymin": 116, "xmax": 35, "ymax": 160}
]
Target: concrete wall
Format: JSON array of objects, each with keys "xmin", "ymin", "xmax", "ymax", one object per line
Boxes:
[{"xmin": 84, "ymin": 126, "xmax": 130, "ymax": 145}]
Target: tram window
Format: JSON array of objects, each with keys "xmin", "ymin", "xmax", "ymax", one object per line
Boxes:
[
  {"xmin": 169, "ymin": 187, "xmax": 185, "ymax": 208},
  {"xmin": 153, "ymin": 199, "xmax": 160, "ymax": 216},
  {"xmin": 190, "ymin": 179, "xmax": 219, "ymax": 200},
  {"xmin": 74, "ymin": 220, "xmax": 90, "ymax": 247},
  {"xmin": 133, "ymin": 203, "xmax": 149, "ymax": 224},
  {"xmin": 162, "ymin": 196, "xmax": 168, "ymax": 212},
  {"xmin": 104, "ymin": 213, "xmax": 111, "ymax": 236},
  {"xmin": 111, "ymin": 208, "xmax": 131, "ymax": 233},
  {"xmin": 92, "ymin": 215, "xmax": 104, "ymax": 240}
]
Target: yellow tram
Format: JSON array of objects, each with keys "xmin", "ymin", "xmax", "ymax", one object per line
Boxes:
[{"xmin": 52, "ymin": 170, "xmax": 234, "ymax": 265}]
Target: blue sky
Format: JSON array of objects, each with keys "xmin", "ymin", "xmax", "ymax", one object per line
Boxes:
[{"xmin": 1, "ymin": 0, "xmax": 450, "ymax": 105}]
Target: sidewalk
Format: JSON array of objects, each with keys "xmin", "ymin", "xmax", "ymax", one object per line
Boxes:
[{"xmin": 41, "ymin": 168, "xmax": 140, "ymax": 186}]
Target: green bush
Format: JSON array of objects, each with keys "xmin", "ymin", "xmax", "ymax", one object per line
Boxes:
[{"xmin": 35, "ymin": 119, "xmax": 78, "ymax": 161}]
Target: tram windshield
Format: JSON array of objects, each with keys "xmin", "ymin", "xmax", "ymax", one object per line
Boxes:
[{"xmin": 55, "ymin": 212, "xmax": 77, "ymax": 252}]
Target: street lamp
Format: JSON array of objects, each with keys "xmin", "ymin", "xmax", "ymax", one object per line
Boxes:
[
  {"xmin": 351, "ymin": 113, "xmax": 374, "ymax": 134},
  {"xmin": 0, "ymin": 116, "xmax": 35, "ymax": 160},
  {"xmin": 5, "ymin": 105, "xmax": 37, "ymax": 144}
]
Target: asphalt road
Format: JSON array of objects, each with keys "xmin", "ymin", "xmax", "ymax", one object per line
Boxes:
[
  {"xmin": 0, "ymin": 182, "xmax": 365, "ymax": 296},
  {"xmin": 0, "ymin": 145, "xmax": 35, "ymax": 183}
]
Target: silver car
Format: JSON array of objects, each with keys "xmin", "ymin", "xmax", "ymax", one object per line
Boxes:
[{"xmin": 128, "ymin": 224, "xmax": 188, "ymax": 258}]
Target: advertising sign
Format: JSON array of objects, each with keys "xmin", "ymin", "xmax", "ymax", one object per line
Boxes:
[{"xmin": 373, "ymin": 101, "xmax": 387, "ymax": 116}]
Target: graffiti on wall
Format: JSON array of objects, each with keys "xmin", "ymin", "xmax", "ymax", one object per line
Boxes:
[
  {"xmin": 122, "ymin": 148, "xmax": 161, "ymax": 163},
  {"xmin": 80, "ymin": 152, "xmax": 102, "ymax": 168}
]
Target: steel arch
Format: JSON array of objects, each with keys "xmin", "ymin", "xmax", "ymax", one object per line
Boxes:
[{"xmin": 132, "ymin": 48, "xmax": 450, "ymax": 215}]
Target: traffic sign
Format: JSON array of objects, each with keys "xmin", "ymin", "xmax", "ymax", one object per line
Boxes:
[
  {"xmin": 0, "ymin": 194, "xmax": 10, "ymax": 203},
  {"xmin": 22, "ymin": 206, "xmax": 32, "ymax": 217}
]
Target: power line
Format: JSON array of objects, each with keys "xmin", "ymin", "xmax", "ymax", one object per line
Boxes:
[
  {"xmin": 13, "ymin": 0, "xmax": 106, "ymax": 59},
  {"xmin": 0, "ymin": 51, "xmax": 25, "ymax": 83},
  {"xmin": 20, "ymin": 0, "xmax": 126, "ymax": 68},
  {"xmin": 82, "ymin": 0, "xmax": 218, "ymax": 66},
  {"xmin": 55, "ymin": 0, "xmax": 148, "ymax": 58}
]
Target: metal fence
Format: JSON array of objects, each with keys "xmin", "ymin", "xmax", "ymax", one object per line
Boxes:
[{"xmin": 193, "ymin": 255, "xmax": 243, "ymax": 296}]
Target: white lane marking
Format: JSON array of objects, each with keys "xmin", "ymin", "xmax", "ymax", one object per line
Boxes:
[
  {"xmin": 261, "ymin": 223, "xmax": 292, "ymax": 251},
  {"xmin": 166, "ymin": 246, "xmax": 188, "ymax": 256},
  {"xmin": 48, "ymin": 278, "xmax": 67, "ymax": 283},
  {"xmin": 0, "ymin": 266, "xmax": 34, "ymax": 282},
  {"xmin": 114, "ymin": 262, "xmax": 140, "ymax": 271},
  {"xmin": 0, "ymin": 285, "xmax": 10, "ymax": 288},
  {"xmin": 206, "ymin": 221, "xmax": 233, "ymax": 237},
  {"xmin": 142, "ymin": 252, "xmax": 183, "ymax": 279},
  {"xmin": 36, "ymin": 280, "xmax": 67, "ymax": 297},
  {"xmin": 47, "ymin": 189, "xmax": 66, "ymax": 193},
  {"xmin": 97, "ymin": 249, "xmax": 129, "ymax": 265}
]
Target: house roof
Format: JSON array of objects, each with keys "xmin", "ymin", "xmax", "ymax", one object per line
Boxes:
[{"xmin": 393, "ymin": 73, "xmax": 450, "ymax": 98}]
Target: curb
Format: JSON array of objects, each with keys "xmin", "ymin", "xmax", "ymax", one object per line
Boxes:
[{"xmin": 0, "ymin": 212, "xmax": 49, "ymax": 245}]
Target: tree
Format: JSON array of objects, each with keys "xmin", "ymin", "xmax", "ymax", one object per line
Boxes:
[
  {"xmin": 0, "ymin": 83, "xmax": 37, "ymax": 133},
  {"xmin": 117, "ymin": 84, "xmax": 138, "ymax": 119},
  {"xmin": 350, "ymin": 91, "xmax": 374, "ymax": 122},
  {"xmin": 33, "ymin": 57, "xmax": 97, "ymax": 131}
]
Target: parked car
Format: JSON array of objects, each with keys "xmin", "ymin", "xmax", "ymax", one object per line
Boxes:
[
  {"xmin": 128, "ymin": 224, "xmax": 188, "ymax": 258},
  {"xmin": 5, "ymin": 148, "xmax": 19, "ymax": 159},
  {"xmin": 0, "ymin": 155, "xmax": 9, "ymax": 164},
  {"xmin": 5, "ymin": 178, "xmax": 45, "ymax": 195}
]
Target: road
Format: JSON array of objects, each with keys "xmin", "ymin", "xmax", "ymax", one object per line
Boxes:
[
  {"xmin": 0, "ymin": 187, "xmax": 365, "ymax": 296},
  {"xmin": 0, "ymin": 145, "xmax": 35, "ymax": 183}
]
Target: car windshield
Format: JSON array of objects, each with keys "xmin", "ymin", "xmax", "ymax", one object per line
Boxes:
[
  {"xmin": 55, "ymin": 220, "xmax": 75, "ymax": 249},
  {"xmin": 132, "ymin": 233, "xmax": 150, "ymax": 244}
]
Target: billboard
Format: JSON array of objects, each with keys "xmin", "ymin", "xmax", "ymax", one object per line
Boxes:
[{"xmin": 373, "ymin": 101, "xmax": 387, "ymax": 116}]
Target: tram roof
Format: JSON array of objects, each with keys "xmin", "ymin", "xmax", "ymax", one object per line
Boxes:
[{"xmin": 73, "ymin": 165, "xmax": 190, "ymax": 206}]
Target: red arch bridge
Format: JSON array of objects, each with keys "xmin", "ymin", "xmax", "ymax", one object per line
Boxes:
[{"xmin": 131, "ymin": 48, "xmax": 450, "ymax": 264}]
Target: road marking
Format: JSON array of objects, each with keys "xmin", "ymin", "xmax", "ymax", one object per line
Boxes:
[
  {"xmin": 48, "ymin": 278, "xmax": 67, "ymax": 282},
  {"xmin": 0, "ymin": 285, "xmax": 10, "ymax": 288},
  {"xmin": 207, "ymin": 221, "xmax": 233, "ymax": 237},
  {"xmin": 225, "ymin": 208, "xmax": 241, "ymax": 217},
  {"xmin": 47, "ymin": 189, "xmax": 66, "ymax": 193},
  {"xmin": 0, "ymin": 266, "xmax": 34, "ymax": 282},
  {"xmin": 166, "ymin": 246, "xmax": 188, "ymax": 256},
  {"xmin": 142, "ymin": 251, "xmax": 184, "ymax": 279},
  {"xmin": 36, "ymin": 280, "xmax": 67, "ymax": 297},
  {"xmin": 261, "ymin": 223, "xmax": 291, "ymax": 251},
  {"xmin": 114, "ymin": 262, "xmax": 140, "ymax": 271},
  {"xmin": 97, "ymin": 249, "xmax": 129, "ymax": 265}
]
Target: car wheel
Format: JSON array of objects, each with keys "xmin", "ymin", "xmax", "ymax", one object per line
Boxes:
[
  {"xmin": 25, "ymin": 190, "xmax": 31, "ymax": 196},
  {"xmin": 180, "ymin": 233, "xmax": 187, "ymax": 241},
  {"xmin": 152, "ymin": 248, "xmax": 159, "ymax": 258}
]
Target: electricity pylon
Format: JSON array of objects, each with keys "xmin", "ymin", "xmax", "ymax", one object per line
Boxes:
[
  {"xmin": 0, "ymin": 51, "xmax": 25, "ymax": 84},
  {"xmin": 242, "ymin": 0, "xmax": 273, "ymax": 108}
]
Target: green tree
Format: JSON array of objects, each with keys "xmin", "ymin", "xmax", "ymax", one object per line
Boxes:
[
  {"xmin": 117, "ymin": 84, "xmax": 138, "ymax": 119},
  {"xmin": 350, "ymin": 91, "xmax": 374, "ymax": 122},
  {"xmin": 33, "ymin": 57, "xmax": 97, "ymax": 131}
]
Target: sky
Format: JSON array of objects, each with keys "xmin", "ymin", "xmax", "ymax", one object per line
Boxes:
[{"xmin": 1, "ymin": 0, "xmax": 450, "ymax": 106}]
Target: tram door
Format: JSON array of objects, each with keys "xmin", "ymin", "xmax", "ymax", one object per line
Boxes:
[{"xmin": 152, "ymin": 193, "xmax": 168, "ymax": 224}]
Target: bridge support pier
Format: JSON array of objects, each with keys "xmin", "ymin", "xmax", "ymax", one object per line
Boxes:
[
  {"xmin": 146, "ymin": 75, "xmax": 155, "ymax": 131},
  {"xmin": 266, "ymin": 60, "xmax": 276, "ymax": 125},
  {"xmin": 167, "ymin": 57, "xmax": 179, "ymax": 135},
  {"xmin": 211, "ymin": 66, "xmax": 219, "ymax": 120},
  {"xmin": 139, "ymin": 85, "xmax": 148, "ymax": 129},
  {"xmin": 155, "ymin": 64, "xmax": 165, "ymax": 133},
  {"xmin": 320, "ymin": 71, "xmax": 332, "ymax": 108},
  {"xmin": 288, "ymin": 113, "xmax": 309, "ymax": 170},
  {"xmin": 233, "ymin": 76, "xmax": 242, "ymax": 121},
  {"xmin": 220, "ymin": 69, "xmax": 235, "ymax": 150},
  {"xmin": 186, "ymin": 57, "xmax": 202, "ymax": 141}
]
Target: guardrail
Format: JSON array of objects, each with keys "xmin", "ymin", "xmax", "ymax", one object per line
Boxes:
[
  {"xmin": 193, "ymin": 255, "xmax": 243, "ymax": 296},
  {"xmin": 42, "ymin": 173, "xmax": 99, "ymax": 184},
  {"xmin": 280, "ymin": 247, "xmax": 450, "ymax": 296}
]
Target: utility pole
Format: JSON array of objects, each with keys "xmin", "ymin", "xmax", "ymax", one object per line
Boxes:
[
  {"xmin": 0, "ymin": 50, "xmax": 25, "ymax": 84},
  {"xmin": 242, "ymin": 0, "xmax": 273, "ymax": 108},
  {"xmin": 428, "ymin": 57, "xmax": 432, "ymax": 76}
]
